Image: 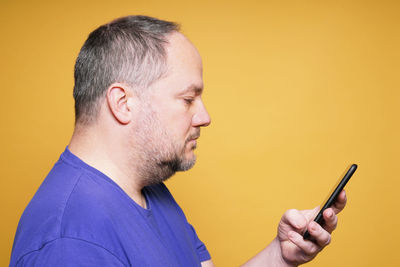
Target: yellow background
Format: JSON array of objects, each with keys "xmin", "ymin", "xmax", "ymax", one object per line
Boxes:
[{"xmin": 1, "ymin": 0, "xmax": 399, "ymax": 266}]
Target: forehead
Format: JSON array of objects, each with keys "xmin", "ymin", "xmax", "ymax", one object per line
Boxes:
[{"xmin": 159, "ymin": 32, "xmax": 204, "ymax": 94}]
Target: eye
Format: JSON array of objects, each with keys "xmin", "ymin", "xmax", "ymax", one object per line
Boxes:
[{"xmin": 183, "ymin": 98, "xmax": 195, "ymax": 105}]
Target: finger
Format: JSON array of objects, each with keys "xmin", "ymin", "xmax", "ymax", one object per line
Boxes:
[
  {"xmin": 331, "ymin": 190, "xmax": 347, "ymax": 214},
  {"xmin": 288, "ymin": 230, "xmax": 320, "ymax": 256},
  {"xmin": 322, "ymin": 208, "xmax": 338, "ymax": 233},
  {"xmin": 282, "ymin": 209, "xmax": 308, "ymax": 231},
  {"xmin": 301, "ymin": 206, "xmax": 320, "ymax": 222},
  {"xmin": 307, "ymin": 221, "xmax": 331, "ymax": 248}
]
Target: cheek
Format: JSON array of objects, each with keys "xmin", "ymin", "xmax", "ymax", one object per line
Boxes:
[
  {"xmin": 169, "ymin": 114, "xmax": 193, "ymax": 140},
  {"xmin": 154, "ymin": 99, "xmax": 193, "ymax": 139}
]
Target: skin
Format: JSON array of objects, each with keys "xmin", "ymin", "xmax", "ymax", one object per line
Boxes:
[
  {"xmin": 69, "ymin": 31, "xmax": 347, "ymax": 266},
  {"xmin": 130, "ymin": 32, "xmax": 211, "ymax": 182},
  {"xmin": 69, "ymin": 32, "xmax": 210, "ymax": 209},
  {"xmin": 239, "ymin": 191, "xmax": 347, "ymax": 267}
]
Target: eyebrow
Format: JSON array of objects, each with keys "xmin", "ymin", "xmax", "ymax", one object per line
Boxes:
[{"xmin": 180, "ymin": 85, "xmax": 204, "ymax": 95}]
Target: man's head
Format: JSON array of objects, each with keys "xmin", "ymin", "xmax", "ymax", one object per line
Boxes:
[
  {"xmin": 73, "ymin": 15, "xmax": 179, "ymax": 125},
  {"xmin": 72, "ymin": 16, "xmax": 211, "ymax": 186},
  {"xmin": 130, "ymin": 32, "xmax": 211, "ymax": 184}
]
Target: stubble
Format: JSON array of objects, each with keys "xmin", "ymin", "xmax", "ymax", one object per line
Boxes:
[{"xmin": 130, "ymin": 103, "xmax": 198, "ymax": 186}]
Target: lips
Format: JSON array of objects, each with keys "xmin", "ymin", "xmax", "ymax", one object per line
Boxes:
[
  {"xmin": 186, "ymin": 134, "xmax": 199, "ymax": 149},
  {"xmin": 186, "ymin": 129, "xmax": 200, "ymax": 144},
  {"xmin": 186, "ymin": 137, "xmax": 198, "ymax": 144}
]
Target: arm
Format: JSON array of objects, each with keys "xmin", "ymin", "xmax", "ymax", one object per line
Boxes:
[
  {"xmin": 241, "ymin": 190, "xmax": 347, "ymax": 267},
  {"xmin": 201, "ymin": 259, "xmax": 216, "ymax": 267}
]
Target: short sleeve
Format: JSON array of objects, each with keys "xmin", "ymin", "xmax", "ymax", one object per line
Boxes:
[
  {"xmin": 185, "ymin": 222, "xmax": 211, "ymax": 262},
  {"xmin": 15, "ymin": 238, "xmax": 126, "ymax": 267}
]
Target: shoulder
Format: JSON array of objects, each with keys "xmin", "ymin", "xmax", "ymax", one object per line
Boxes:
[
  {"xmin": 11, "ymin": 160, "xmax": 83, "ymax": 259},
  {"xmin": 11, "ymin": 158, "xmax": 129, "ymax": 266},
  {"xmin": 60, "ymin": 170, "xmax": 130, "ymax": 238}
]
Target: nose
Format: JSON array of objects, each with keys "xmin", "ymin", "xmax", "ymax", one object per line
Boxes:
[{"xmin": 192, "ymin": 99, "xmax": 211, "ymax": 127}]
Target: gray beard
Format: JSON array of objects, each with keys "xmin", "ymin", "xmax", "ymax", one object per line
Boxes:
[
  {"xmin": 130, "ymin": 103, "xmax": 198, "ymax": 186},
  {"xmin": 135, "ymin": 139, "xmax": 197, "ymax": 186}
]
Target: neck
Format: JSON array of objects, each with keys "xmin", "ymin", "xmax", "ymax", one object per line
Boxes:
[{"xmin": 68, "ymin": 122, "xmax": 147, "ymax": 208}]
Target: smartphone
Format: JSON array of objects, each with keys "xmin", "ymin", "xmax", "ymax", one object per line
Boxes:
[{"xmin": 303, "ymin": 164, "xmax": 358, "ymax": 240}]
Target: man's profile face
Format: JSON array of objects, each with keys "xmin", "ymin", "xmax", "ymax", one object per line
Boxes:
[{"xmin": 132, "ymin": 32, "xmax": 211, "ymax": 184}]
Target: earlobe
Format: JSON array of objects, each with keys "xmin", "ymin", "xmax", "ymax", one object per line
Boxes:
[{"xmin": 106, "ymin": 83, "xmax": 133, "ymax": 125}]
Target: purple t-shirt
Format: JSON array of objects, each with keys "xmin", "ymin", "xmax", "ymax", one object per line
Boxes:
[{"xmin": 10, "ymin": 147, "xmax": 210, "ymax": 266}]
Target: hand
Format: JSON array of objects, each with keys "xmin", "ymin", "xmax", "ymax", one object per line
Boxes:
[{"xmin": 277, "ymin": 190, "xmax": 347, "ymax": 266}]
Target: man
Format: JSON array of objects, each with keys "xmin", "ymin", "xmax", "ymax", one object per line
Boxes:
[{"xmin": 10, "ymin": 16, "xmax": 346, "ymax": 266}]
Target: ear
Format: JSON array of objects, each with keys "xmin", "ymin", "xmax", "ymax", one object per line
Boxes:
[{"xmin": 106, "ymin": 83, "xmax": 134, "ymax": 124}]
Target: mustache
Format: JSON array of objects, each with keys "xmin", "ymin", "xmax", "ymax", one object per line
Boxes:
[{"xmin": 186, "ymin": 129, "xmax": 200, "ymax": 142}]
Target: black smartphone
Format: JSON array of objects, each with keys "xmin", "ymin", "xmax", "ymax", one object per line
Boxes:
[{"xmin": 303, "ymin": 164, "xmax": 358, "ymax": 240}]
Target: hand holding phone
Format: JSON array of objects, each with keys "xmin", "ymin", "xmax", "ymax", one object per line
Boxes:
[{"xmin": 303, "ymin": 164, "xmax": 357, "ymax": 240}]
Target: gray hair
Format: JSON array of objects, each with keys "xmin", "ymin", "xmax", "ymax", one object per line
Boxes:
[{"xmin": 73, "ymin": 15, "xmax": 180, "ymax": 125}]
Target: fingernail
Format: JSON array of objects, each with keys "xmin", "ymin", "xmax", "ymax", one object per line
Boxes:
[{"xmin": 328, "ymin": 210, "xmax": 333, "ymax": 218}]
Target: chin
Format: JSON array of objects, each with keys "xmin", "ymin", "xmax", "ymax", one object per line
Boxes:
[{"xmin": 179, "ymin": 154, "xmax": 197, "ymax": 171}]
